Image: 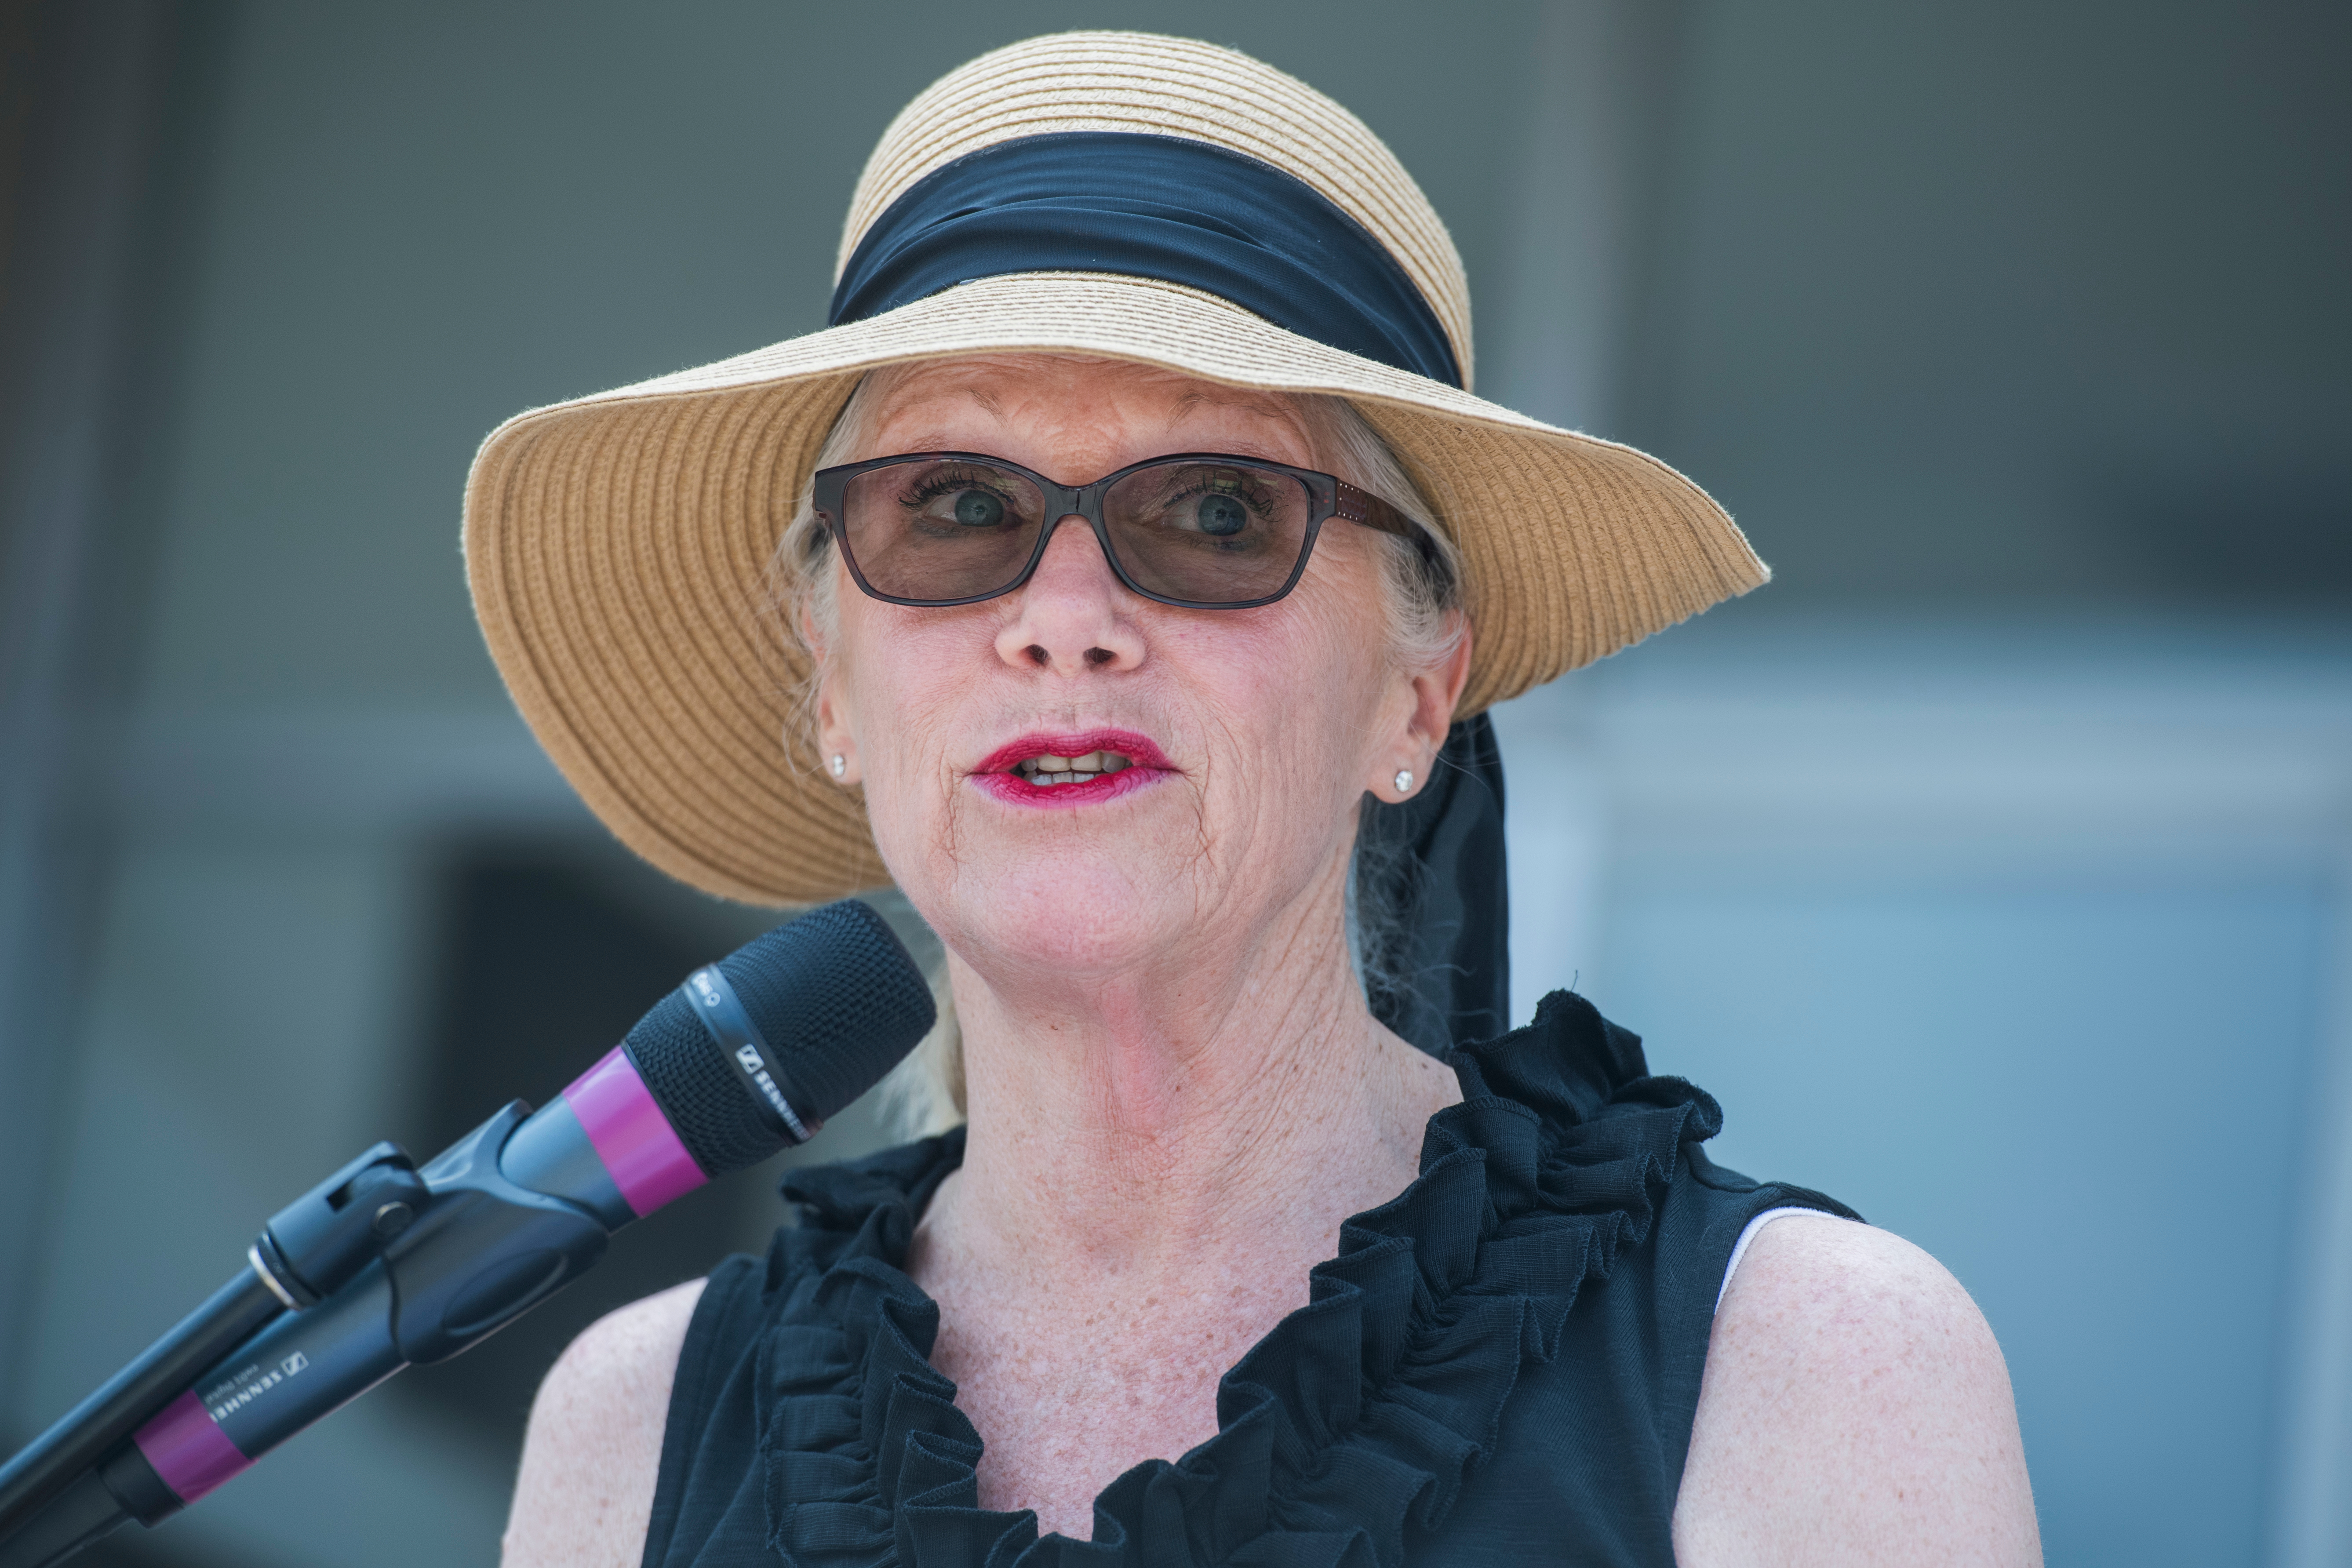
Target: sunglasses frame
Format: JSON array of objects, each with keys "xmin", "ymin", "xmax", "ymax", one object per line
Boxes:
[{"xmin": 811, "ymin": 450, "xmax": 1425, "ymax": 611}]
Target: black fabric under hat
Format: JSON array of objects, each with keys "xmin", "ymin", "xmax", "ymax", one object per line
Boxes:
[
  {"xmin": 831, "ymin": 131, "xmax": 1464, "ymax": 389},
  {"xmin": 1360, "ymin": 714, "xmax": 1511, "ymax": 1053}
]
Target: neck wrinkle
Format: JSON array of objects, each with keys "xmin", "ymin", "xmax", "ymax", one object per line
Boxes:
[{"xmin": 924, "ymin": 860, "xmax": 1453, "ymax": 1288}]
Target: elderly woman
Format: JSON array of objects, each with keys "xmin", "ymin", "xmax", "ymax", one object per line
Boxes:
[{"xmin": 473, "ymin": 33, "xmax": 2037, "ymax": 1568}]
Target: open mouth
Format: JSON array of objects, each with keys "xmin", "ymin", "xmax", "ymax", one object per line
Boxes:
[
  {"xmin": 1012, "ymin": 749, "xmax": 1135, "ymax": 786},
  {"xmin": 974, "ymin": 729, "xmax": 1169, "ymax": 805}
]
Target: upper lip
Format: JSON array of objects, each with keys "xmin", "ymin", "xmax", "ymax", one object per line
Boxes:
[{"xmin": 973, "ymin": 728, "xmax": 1172, "ymax": 775}]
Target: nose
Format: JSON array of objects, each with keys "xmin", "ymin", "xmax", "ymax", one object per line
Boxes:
[{"xmin": 992, "ymin": 514, "xmax": 1146, "ymax": 675}]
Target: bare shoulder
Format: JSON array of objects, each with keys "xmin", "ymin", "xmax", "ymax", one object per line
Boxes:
[
  {"xmin": 500, "ymin": 1277, "xmax": 707, "ymax": 1568},
  {"xmin": 1673, "ymin": 1215, "xmax": 2042, "ymax": 1567}
]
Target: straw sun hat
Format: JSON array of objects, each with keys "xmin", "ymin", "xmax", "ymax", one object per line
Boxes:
[{"xmin": 462, "ymin": 30, "xmax": 1764, "ymax": 907}]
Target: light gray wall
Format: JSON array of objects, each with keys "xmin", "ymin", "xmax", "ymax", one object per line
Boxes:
[{"xmin": 1622, "ymin": 0, "xmax": 2352, "ymax": 608}]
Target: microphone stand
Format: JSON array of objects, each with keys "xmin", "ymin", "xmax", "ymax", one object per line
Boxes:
[
  {"xmin": 0, "ymin": 1142, "xmax": 430, "ymax": 1563},
  {"xmin": 0, "ymin": 1272, "xmax": 279, "ymax": 1538},
  {"xmin": 0, "ymin": 898, "xmax": 931, "ymax": 1566}
]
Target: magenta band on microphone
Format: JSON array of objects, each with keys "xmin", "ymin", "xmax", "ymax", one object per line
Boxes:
[
  {"xmin": 0, "ymin": 900, "xmax": 933, "ymax": 1564},
  {"xmin": 560, "ymin": 1047, "xmax": 708, "ymax": 1218},
  {"xmin": 130, "ymin": 1392, "xmax": 248, "ymax": 1506}
]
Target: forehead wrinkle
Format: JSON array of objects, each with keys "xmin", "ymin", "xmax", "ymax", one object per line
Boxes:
[
  {"xmin": 1164, "ymin": 387, "xmax": 1314, "ymax": 451},
  {"xmin": 865, "ymin": 404, "xmax": 1020, "ymax": 468},
  {"xmin": 867, "ymin": 357, "xmax": 1320, "ymax": 471}
]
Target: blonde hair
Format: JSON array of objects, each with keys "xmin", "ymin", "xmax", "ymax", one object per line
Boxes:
[{"xmin": 773, "ymin": 367, "xmax": 1464, "ymax": 1136}]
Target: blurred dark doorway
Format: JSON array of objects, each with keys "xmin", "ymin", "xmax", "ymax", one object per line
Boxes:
[{"xmin": 387, "ymin": 838, "xmax": 779, "ymax": 1458}]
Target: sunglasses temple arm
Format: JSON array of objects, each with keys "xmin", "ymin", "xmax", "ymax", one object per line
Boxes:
[{"xmin": 1334, "ymin": 480, "xmax": 1443, "ymax": 565}]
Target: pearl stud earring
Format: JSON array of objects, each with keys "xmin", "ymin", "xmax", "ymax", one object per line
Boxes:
[
  {"xmin": 1394, "ymin": 768, "xmax": 1413, "ymax": 794},
  {"xmin": 830, "ymin": 754, "xmax": 847, "ymax": 779}
]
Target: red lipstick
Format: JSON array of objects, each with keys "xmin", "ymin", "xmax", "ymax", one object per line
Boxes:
[{"xmin": 972, "ymin": 728, "xmax": 1172, "ymax": 808}]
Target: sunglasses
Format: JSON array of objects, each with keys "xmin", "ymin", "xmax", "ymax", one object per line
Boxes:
[{"xmin": 811, "ymin": 451, "xmax": 1425, "ymax": 610}]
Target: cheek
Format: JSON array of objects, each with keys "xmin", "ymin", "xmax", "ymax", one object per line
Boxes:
[
  {"xmin": 1176, "ymin": 596, "xmax": 1394, "ymax": 816},
  {"xmin": 1267, "ymin": 561, "xmax": 1399, "ymax": 756},
  {"xmin": 831, "ymin": 613, "xmax": 974, "ymax": 848}
]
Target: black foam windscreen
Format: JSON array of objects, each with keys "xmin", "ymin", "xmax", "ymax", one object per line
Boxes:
[
  {"xmin": 621, "ymin": 992, "xmax": 777, "ymax": 1178},
  {"xmin": 717, "ymin": 900, "xmax": 936, "ymax": 1122},
  {"xmin": 622, "ymin": 900, "xmax": 936, "ymax": 1177}
]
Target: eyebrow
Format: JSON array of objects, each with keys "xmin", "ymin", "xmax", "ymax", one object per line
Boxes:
[
  {"xmin": 876, "ymin": 381, "xmax": 1310, "ymax": 462},
  {"xmin": 1166, "ymin": 388, "xmax": 1303, "ymax": 425},
  {"xmin": 958, "ymin": 386, "xmax": 1008, "ymax": 419},
  {"xmin": 868, "ymin": 383, "xmax": 1009, "ymax": 453}
]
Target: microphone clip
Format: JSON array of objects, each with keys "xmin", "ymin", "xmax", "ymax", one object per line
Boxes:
[{"xmin": 248, "ymin": 1145, "xmax": 429, "ymax": 1310}]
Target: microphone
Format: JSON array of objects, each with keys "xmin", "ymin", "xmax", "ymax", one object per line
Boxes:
[{"xmin": 0, "ymin": 899, "xmax": 935, "ymax": 1567}]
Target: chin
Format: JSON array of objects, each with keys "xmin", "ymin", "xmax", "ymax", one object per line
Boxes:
[{"xmin": 933, "ymin": 848, "xmax": 1191, "ymax": 978}]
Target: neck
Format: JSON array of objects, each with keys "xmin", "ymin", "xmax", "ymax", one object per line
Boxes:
[{"xmin": 917, "ymin": 869, "xmax": 1461, "ymax": 1291}]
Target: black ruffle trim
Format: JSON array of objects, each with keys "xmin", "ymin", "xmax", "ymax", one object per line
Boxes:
[{"xmin": 753, "ymin": 992, "xmax": 1725, "ymax": 1567}]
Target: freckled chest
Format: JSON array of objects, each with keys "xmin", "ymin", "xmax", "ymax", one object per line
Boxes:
[{"xmin": 921, "ymin": 1266, "xmax": 1310, "ymax": 1538}]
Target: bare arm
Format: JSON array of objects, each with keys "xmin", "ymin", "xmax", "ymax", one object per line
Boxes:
[
  {"xmin": 501, "ymin": 1278, "xmax": 706, "ymax": 1568},
  {"xmin": 1673, "ymin": 1216, "xmax": 2041, "ymax": 1567}
]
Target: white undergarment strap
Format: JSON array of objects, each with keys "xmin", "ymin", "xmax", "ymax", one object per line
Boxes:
[{"xmin": 1715, "ymin": 1206, "xmax": 1828, "ymax": 1313}]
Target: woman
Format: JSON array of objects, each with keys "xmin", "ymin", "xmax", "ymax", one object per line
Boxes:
[{"xmin": 470, "ymin": 33, "xmax": 2038, "ymax": 1567}]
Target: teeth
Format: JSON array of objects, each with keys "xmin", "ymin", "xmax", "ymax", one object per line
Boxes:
[{"xmin": 1014, "ymin": 749, "xmax": 1135, "ymax": 783}]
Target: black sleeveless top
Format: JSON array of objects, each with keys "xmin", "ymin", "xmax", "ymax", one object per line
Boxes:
[{"xmin": 641, "ymin": 993, "xmax": 1856, "ymax": 1568}]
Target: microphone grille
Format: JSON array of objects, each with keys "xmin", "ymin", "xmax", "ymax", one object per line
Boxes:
[
  {"xmin": 622, "ymin": 899, "xmax": 937, "ymax": 1179},
  {"xmin": 622, "ymin": 993, "xmax": 783, "ymax": 1178},
  {"xmin": 717, "ymin": 899, "xmax": 936, "ymax": 1124}
]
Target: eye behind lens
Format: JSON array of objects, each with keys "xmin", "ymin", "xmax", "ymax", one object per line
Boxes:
[
  {"xmin": 839, "ymin": 458, "xmax": 1044, "ymax": 602},
  {"xmin": 1196, "ymin": 494, "xmax": 1248, "ymax": 536},
  {"xmin": 1102, "ymin": 461, "xmax": 1315, "ymax": 604}
]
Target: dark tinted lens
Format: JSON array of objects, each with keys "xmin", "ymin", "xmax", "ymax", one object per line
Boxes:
[
  {"xmin": 1101, "ymin": 461, "xmax": 1315, "ymax": 604},
  {"xmin": 839, "ymin": 460, "xmax": 1048, "ymax": 602}
]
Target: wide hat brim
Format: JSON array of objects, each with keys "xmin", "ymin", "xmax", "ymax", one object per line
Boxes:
[{"xmin": 463, "ymin": 270, "xmax": 1765, "ymax": 906}]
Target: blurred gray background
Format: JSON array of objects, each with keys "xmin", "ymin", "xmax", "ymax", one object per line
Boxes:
[{"xmin": 0, "ymin": 2, "xmax": 2345, "ymax": 1564}]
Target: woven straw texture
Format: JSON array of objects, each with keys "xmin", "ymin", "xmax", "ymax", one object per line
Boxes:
[
  {"xmin": 840, "ymin": 32, "xmax": 1477, "ymax": 387},
  {"xmin": 463, "ymin": 33, "xmax": 1766, "ymax": 907}
]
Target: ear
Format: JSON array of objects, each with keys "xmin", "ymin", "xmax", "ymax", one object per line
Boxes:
[
  {"xmin": 1368, "ymin": 616, "xmax": 1473, "ymax": 804},
  {"xmin": 802, "ymin": 599, "xmax": 860, "ymax": 788}
]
